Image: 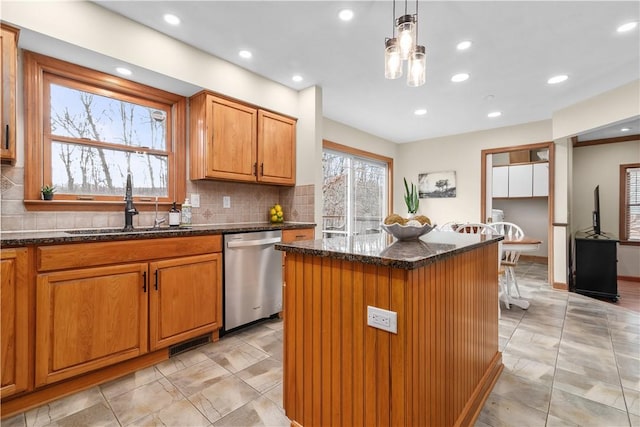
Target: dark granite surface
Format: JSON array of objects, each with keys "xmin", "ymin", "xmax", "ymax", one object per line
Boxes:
[
  {"xmin": 0, "ymin": 222, "xmax": 316, "ymax": 247},
  {"xmin": 275, "ymin": 230, "xmax": 503, "ymax": 270}
]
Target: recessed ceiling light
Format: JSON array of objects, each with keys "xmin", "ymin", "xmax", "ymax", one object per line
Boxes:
[
  {"xmin": 617, "ymin": 21, "xmax": 638, "ymax": 33},
  {"xmin": 451, "ymin": 73, "xmax": 470, "ymax": 82},
  {"xmin": 414, "ymin": 109, "xmax": 427, "ymax": 116},
  {"xmin": 456, "ymin": 40, "xmax": 472, "ymax": 50},
  {"xmin": 163, "ymin": 13, "xmax": 180, "ymax": 26},
  {"xmin": 116, "ymin": 67, "xmax": 132, "ymax": 76},
  {"xmin": 292, "ymin": 75, "xmax": 303, "ymax": 83},
  {"xmin": 338, "ymin": 9, "xmax": 354, "ymax": 21},
  {"xmin": 547, "ymin": 74, "xmax": 568, "ymax": 84},
  {"xmin": 621, "ymin": 127, "xmax": 631, "ymax": 132},
  {"xmin": 239, "ymin": 50, "xmax": 252, "ymax": 59},
  {"xmin": 487, "ymin": 111, "xmax": 502, "ymax": 118}
]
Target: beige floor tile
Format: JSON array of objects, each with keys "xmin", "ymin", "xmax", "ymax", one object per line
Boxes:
[
  {"xmin": 165, "ymin": 358, "xmax": 231, "ymax": 397},
  {"xmin": 188, "ymin": 375, "xmax": 260, "ymax": 423},
  {"xmin": 212, "ymin": 395, "xmax": 289, "ymax": 427},
  {"xmin": 44, "ymin": 403, "xmax": 119, "ymax": 427},
  {"xmin": 476, "ymin": 392, "xmax": 548, "ymax": 427},
  {"xmin": 155, "ymin": 348, "xmax": 212, "ymax": 377},
  {"xmin": 100, "ymin": 366, "xmax": 165, "ymax": 400},
  {"xmin": 501, "ymin": 353, "xmax": 555, "ymax": 386},
  {"xmin": 208, "ymin": 341, "xmax": 270, "ymax": 374},
  {"xmin": 626, "ymin": 387, "xmax": 640, "ymax": 417},
  {"xmin": 24, "ymin": 387, "xmax": 105, "ymax": 427},
  {"xmin": 553, "ymin": 367, "xmax": 626, "ymax": 411},
  {"xmin": 548, "ymin": 387, "xmax": 631, "ymax": 427},
  {"xmin": 0, "ymin": 414, "xmax": 25, "ymax": 427},
  {"xmin": 489, "ymin": 371, "xmax": 552, "ymax": 413},
  {"xmin": 236, "ymin": 358, "xmax": 283, "ymax": 393},
  {"xmin": 108, "ymin": 378, "xmax": 185, "ymax": 426},
  {"xmin": 129, "ymin": 398, "xmax": 211, "ymax": 427},
  {"xmin": 263, "ymin": 383, "xmax": 284, "ymax": 408}
]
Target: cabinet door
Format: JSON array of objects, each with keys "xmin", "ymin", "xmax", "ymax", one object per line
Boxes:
[
  {"xmin": 206, "ymin": 95, "xmax": 257, "ymax": 182},
  {"xmin": 508, "ymin": 164, "xmax": 533, "ymax": 197},
  {"xmin": 35, "ymin": 263, "xmax": 148, "ymax": 386},
  {"xmin": 1, "ymin": 248, "xmax": 28, "ymax": 398},
  {"xmin": 533, "ymin": 162, "xmax": 549, "ymax": 196},
  {"xmin": 492, "ymin": 166, "xmax": 509, "ymax": 198},
  {"xmin": 282, "ymin": 228, "xmax": 315, "ymax": 243},
  {"xmin": 1, "ymin": 24, "xmax": 18, "ymax": 164},
  {"xmin": 149, "ymin": 253, "xmax": 222, "ymax": 350},
  {"xmin": 257, "ymin": 110, "xmax": 296, "ymax": 185}
]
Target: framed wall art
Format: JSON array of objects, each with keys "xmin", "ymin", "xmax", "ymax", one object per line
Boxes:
[{"xmin": 418, "ymin": 171, "xmax": 456, "ymax": 198}]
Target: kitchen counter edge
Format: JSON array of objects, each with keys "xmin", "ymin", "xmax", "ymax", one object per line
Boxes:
[{"xmin": 0, "ymin": 222, "xmax": 316, "ymax": 247}]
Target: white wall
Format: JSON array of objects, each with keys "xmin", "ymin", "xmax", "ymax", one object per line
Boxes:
[
  {"xmin": 572, "ymin": 140, "xmax": 640, "ymax": 277},
  {"xmin": 323, "ymin": 118, "xmax": 397, "ymax": 159},
  {"xmin": 395, "ymin": 120, "xmax": 552, "ymax": 224},
  {"xmin": 493, "ymin": 199, "xmax": 548, "ymax": 256}
]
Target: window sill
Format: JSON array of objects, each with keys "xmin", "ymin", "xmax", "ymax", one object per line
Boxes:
[
  {"xmin": 619, "ymin": 239, "xmax": 640, "ymax": 246},
  {"xmin": 24, "ymin": 200, "xmax": 166, "ymax": 212}
]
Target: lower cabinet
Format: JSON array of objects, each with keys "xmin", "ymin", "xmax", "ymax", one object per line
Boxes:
[
  {"xmin": 150, "ymin": 253, "xmax": 222, "ymax": 350},
  {"xmin": 34, "ymin": 236, "xmax": 222, "ymax": 387},
  {"xmin": 35, "ymin": 263, "xmax": 149, "ymax": 386},
  {"xmin": 1, "ymin": 248, "xmax": 28, "ymax": 398}
]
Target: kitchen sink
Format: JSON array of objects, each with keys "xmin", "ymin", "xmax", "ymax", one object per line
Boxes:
[{"xmin": 64, "ymin": 227, "xmax": 182, "ymax": 235}]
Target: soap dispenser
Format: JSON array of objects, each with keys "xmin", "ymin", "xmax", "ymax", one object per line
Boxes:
[
  {"xmin": 180, "ymin": 198, "xmax": 192, "ymax": 227},
  {"xmin": 169, "ymin": 202, "xmax": 180, "ymax": 227}
]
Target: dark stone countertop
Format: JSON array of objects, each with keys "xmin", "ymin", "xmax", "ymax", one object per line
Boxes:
[
  {"xmin": 275, "ymin": 230, "xmax": 503, "ymax": 270},
  {"xmin": 0, "ymin": 222, "xmax": 316, "ymax": 247}
]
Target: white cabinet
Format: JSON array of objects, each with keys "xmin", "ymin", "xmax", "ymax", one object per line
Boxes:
[
  {"xmin": 492, "ymin": 166, "xmax": 509, "ymax": 198},
  {"xmin": 509, "ymin": 164, "xmax": 533, "ymax": 197},
  {"xmin": 492, "ymin": 162, "xmax": 548, "ymax": 198},
  {"xmin": 533, "ymin": 163, "xmax": 549, "ymax": 196}
]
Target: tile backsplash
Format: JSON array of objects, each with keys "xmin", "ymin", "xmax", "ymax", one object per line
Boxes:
[{"xmin": 0, "ymin": 165, "xmax": 315, "ymax": 232}]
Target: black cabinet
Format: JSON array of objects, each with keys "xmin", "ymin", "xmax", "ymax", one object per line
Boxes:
[{"xmin": 574, "ymin": 232, "xmax": 619, "ymax": 301}]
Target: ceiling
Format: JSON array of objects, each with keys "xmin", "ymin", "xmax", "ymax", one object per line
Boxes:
[{"xmin": 52, "ymin": 2, "xmax": 640, "ymax": 143}]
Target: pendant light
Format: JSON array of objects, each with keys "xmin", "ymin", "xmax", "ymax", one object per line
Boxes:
[{"xmin": 384, "ymin": 0, "xmax": 425, "ymax": 87}]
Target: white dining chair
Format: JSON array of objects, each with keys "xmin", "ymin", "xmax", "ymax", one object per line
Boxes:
[
  {"xmin": 456, "ymin": 223, "xmax": 510, "ymax": 316},
  {"xmin": 490, "ymin": 221, "xmax": 525, "ymax": 298},
  {"xmin": 437, "ymin": 221, "xmax": 458, "ymax": 232}
]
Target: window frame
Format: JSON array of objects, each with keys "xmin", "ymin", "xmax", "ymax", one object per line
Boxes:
[
  {"xmin": 619, "ymin": 163, "xmax": 640, "ymax": 245},
  {"xmin": 23, "ymin": 51, "xmax": 186, "ymax": 211},
  {"xmin": 322, "ymin": 139, "xmax": 393, "ymax": 237}
]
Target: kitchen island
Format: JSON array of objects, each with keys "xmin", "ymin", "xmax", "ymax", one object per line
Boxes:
[{"xmin": 276, "ymin": 231, "xmax": 503, "ymax": 427}]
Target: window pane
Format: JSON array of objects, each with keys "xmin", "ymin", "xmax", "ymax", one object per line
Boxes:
[
  {"xmin": 50, "ymin": 83, "xmax": 167, "ymax": 150},
  {"xmin": 628, "ymin": 167, "xmax": 640, "ymax": 240},
  {"xmin": 51, "ymin": 141, "xmax": 168, "ymax": 197},
  {"xmin": 352, "ymin": 157, "xmax": 386, "ymax": 235},
  {"xmin": 322, "ymin": 151, "xmax": 348, "ymax": 237}
]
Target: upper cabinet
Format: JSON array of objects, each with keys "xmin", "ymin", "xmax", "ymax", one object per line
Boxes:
[
  {"xmin": 190, "ymin": 92, "xmax": 296, "ymax": 186},
  {"xmin": 492, "ymin": 148, "xmax": 549, "ymax": 198},
  {"xmin": 1, "ymin": 23, "xmax": 19, "ymax": 164}
]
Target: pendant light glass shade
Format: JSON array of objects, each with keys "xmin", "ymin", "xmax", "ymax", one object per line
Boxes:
[
  {"xmin": 407, "ymin": 45, "xmax": 426, "ymax": 87},
  {"xmin": 385, "ymin": 38, "xmax": 403, "ymax": 79},
  {"xmin": 396, "ymin": 14, "xmax": 415, "ymax": 60}
]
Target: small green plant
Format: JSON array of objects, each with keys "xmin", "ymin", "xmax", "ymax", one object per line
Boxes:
[
  {"xmin": 41, "ymin": 184, "xmax": 56, "ymax": 200},
  {"xmin": 403, "ymin": 178, "xmax": 419, "ymax": 214}
]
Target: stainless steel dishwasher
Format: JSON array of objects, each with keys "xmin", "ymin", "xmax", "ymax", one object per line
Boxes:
[{"xmin": 224, "ymin": 230, "xmax": 282, "ymax": 331}]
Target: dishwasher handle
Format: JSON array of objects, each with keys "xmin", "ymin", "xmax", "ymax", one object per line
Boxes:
[{"xmin": 227, "ymin": 236, "xmax": 281, "ymax": 248}]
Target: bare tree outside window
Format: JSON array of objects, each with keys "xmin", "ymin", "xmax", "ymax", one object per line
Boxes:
[{"xmin": 48, "ymin": 82, "xmax": 169, "ymax": 197}]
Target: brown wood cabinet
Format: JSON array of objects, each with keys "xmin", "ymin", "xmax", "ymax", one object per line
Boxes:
[
  {"xmin": 149, "ymin": 253, "xmax": 222, "ymax": 350},
  {"xmin": 34, "ymin": 236, "xmax": 223, "ymax": 386},
  {"xmin": 1, "ymin": 248, "xmax": 29, "ymax": 398},
  {"xmin": 1, "ymin": 23, "xmax": 19, "ymax": 164},
  {"xmin": 281, "ymin": 228, "xmax": 315, "ymax": 243},
  {"xmin": 35, "ymin": 263, "xmax": 149, "ymax": 386},
  {"xmin": 190, "ymin": 92, "xmax": 296, "ymax": 185}
]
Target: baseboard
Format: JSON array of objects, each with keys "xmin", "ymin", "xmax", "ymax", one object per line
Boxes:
[
  {"xmin": 553, "ymin": 282, "xmax": 569, "ymax": 290},
  {"xmin": 618, "ymin": 275, "xmax": 640, "ymax": 282}
]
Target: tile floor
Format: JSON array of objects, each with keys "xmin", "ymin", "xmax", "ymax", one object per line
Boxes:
[{"xmin": 2, "ymin": 262, "xmax": 639, "ymax": 426}]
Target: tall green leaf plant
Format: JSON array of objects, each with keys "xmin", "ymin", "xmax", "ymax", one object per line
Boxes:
[{"xmin": 403, "ymin": 178, "xmax": 419, "ymax": 215}]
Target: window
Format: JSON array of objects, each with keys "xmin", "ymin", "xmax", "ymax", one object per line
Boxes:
[
  {"xmin": 322, "ymin": 140, "xmax": 392, "ymax": 238},
  {"xmin": 23, "ymin": 51, "xmax": 186, "ymax": 209},
  {"xmin": 620, "ymin": 163, "xmax": 640, "ymax": 244}
]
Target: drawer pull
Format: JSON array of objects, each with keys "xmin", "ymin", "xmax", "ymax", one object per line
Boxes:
[
  {"xmin": 154, "ymin": 270, "xmax": 159, "ymax": 290},
  {"xmin": 5, "ymin": 125, "xmax": 9, "ymax": 149},
  {"xmin": 142, "ymin": 271, "xmax": 147, "ymax": 292},
  {"xmin": 76, "ymin": 196, "xmax": 95, "ymax": 200}
]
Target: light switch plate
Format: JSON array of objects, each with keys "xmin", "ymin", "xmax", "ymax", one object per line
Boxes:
[
  {"xmin": 191, "ymin": 193, "xmax": 200, "ymax": 208},
  {"xmin": 223, "ymin": 196, "xmax": 231, "ymax": 208}
]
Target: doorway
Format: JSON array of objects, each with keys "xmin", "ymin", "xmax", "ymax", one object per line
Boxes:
[{"xmin": 481, "ymin": 141, "xmax": 555, "ymax": 287}]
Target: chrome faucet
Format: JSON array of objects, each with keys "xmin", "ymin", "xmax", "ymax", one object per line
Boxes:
[
  {"xmin": 123, "ymin": 172, "xmax": 138, "ymax": 231},
  {"xmin": 153, "ymin": 197, "xmax": 166, "ymax": 229}
]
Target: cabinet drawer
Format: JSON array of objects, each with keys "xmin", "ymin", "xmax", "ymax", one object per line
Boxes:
[
  {"xmin": 37, "ymin": 235, "xmax": 222, "ymax": 272},
  {"xmin": 282, "ymin": 228, "xmax": 315, "ymax": 243}
]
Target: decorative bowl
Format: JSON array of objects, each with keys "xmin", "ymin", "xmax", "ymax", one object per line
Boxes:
[{"xmin": 381, "ymin": 222, "xmax": 436, "ymax": 241}]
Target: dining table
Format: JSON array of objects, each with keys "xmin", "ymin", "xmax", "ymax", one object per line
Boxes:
[{"xmin": 500, "ymin": 235, "xmax": 542, "ymax": 310}]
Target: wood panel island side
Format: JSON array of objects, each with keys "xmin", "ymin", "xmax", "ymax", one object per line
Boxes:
[{"xmin": 276, "ymin": 231, "xmax": 504, "ymax": 427}]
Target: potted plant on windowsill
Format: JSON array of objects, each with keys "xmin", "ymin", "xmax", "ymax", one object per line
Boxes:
[{"xmin": 41, "ymin": 184, "xmax": 56, "ymax": 200}]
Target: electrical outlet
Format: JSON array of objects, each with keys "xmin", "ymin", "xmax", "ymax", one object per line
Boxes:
[
  {"xmin": 367, "ymin": 306, "xmax": 397, "ymax": 334},
  {"xmin": 191, "ymin": 193, "xmax": 200, "ymax": 208},
  {"xmin": 223, "ymin": 196, "xmax": 231, "ymax": 208}
]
